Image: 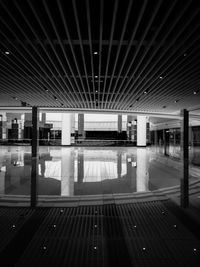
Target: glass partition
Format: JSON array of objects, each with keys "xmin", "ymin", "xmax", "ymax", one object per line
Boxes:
[
  {"xmin": 189, "ymin": 113, "xmax": 200, "ymax": 205},
  {"xmin": 0, "ymin": 111, "xmax": 188, "ymax": 207}
]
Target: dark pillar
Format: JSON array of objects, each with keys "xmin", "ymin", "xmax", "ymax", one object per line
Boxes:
[
  {"xmin": 154, "ymin": 130, "xmax": 158, "ymax": 146},
  {"xmin": 31, "ymin": 106, "xmax": 39, "ymax": 208},
  {"xmin": 180, "ymin": 109, "xmax": 189, "ymax": 208},
  {"xmin": 163, "ymin": 129, "xmax": 167, "ymax": 156},
  {"xmin": 118, "ymin": 115, "xmax": 122, "ymax": 133},
  {"xmin": 41, "ymin": 113, "xmax": 46, "ymax": 124},
  {"xmin": 78, "ymin": 114, "xmax": 85, "ymax": 141}
]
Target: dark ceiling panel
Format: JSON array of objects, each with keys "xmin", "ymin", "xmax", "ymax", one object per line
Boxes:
[{"xmin": 0, "ymin": 0, "xmax": 200, "ymax": 114}]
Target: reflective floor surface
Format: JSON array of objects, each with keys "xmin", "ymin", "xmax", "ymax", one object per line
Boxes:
[{"xmin": 0, "ymin": 146, "xmax": 200, "ymax": 199}]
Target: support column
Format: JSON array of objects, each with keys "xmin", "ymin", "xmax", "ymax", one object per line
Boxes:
[
  {"xmin": 118, "ymin": 115, "xmax": 122, "ymax": 133},
  {"xmin": 127, "ymin": 115, "xmax": 132, "ymax": 141},
  {"xmin": 180, "ymin": 109, "xmax": 189, "ymax": 208},
  {"xmin": 78, "ymin": 114, "xmax": 85, "ymax": 141},
  {"xmin": 41, "ymin": 113, "xmax": 46, "ymax": 124},
  {"xmin": 1, "ymin": 113, "xmax": 7, "ymax": 140},
  {"xmin": 154, "ymin": 130, "xmax": 158, "ymax": 146},
  {"xmin": 71, "ymin": 113, "xmax": 75, "ymax": 145},
  {"xmin": 137, "ymin": 116, "xmax": 146, "ymax": 147},
  {"xmin": 61, "ymin": 113, "xmax": 71, "ymax": 145},
  {"xmin": 31, "ymin": 106, "xmax": 39, "ymax": 208},
  {"xmin": 163, "ymin": 129, "xmax": 167, "ymax": 155}
]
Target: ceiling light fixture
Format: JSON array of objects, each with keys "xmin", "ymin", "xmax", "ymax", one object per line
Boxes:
[
  {"xmin": 144, "ymin": 90, "xmax": 147, "ymax": 94},
  {"xmin": 95, "ymin": 75, "xmax": 98, "ymax": 78},
  {"xmin": 174, "ymin": 100, "xmax": 179, "ymax": 103},
  {"xmin": 5, "ymin": 51, "xmax": 10, "ymax": 55},
  {"xmin": 93, "ymin": 51, "xmax": 98, "ymax": 55},
  {"xmin": 193, "ymin": 91, "xmax": 197, "ymax": 95},
  {"xmin": 159, "ymin": 76, "xmax": 163, "ymax": 79}
]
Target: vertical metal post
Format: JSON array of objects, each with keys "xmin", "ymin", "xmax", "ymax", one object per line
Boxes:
[
  {"xmin": 180, "ymin": 109, "xmax": 189, "ymax": 208},
  {"xmin": 163, "ymin": 129, "xmax": 167, "ymax": 155},
  {"xmin": 31, "ymin": 106, "xmax": 39, "ymax": 208}
]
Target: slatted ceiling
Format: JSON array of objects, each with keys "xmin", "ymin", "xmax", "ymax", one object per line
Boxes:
[{"xmin": 0, "ymin": 1, "xmax": 200, "ymax": 113}]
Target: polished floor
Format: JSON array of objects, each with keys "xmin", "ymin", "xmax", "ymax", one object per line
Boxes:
[{"xmin": 0, "ymin": 146, "xmax": 200, "ymax": 200}]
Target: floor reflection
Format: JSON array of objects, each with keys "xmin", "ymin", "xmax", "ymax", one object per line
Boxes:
[{"xmin": 0, "ymin": 146, "xmax": 199, "ymax": 197}]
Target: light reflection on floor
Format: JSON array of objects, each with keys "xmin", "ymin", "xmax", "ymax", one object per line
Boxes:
[{"xmin": 0, "ymin": 146, "xmax": 199, "ymax": 197}]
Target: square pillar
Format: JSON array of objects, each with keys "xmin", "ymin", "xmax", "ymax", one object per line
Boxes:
[
  {"xmin": 180, "ymin": 109, "xmax": 189, "ymax": 208},
  {"xmin": 118, "ymin": 115, "xmax": 122, "ymax": 132},
  {"xmin": 62, "ymin": 113, "xmax": 71, "ymax": 145},
  {"xmin": 31, "ymin": 106, "xmax": 39, "ymax": 208},
  {"xmin": 78, "ymin": 114, "xmax": 85, "ymax": 140},
  {"xmin": 137, "ymin": 116, "xmax": 147, "ymax": 147}
]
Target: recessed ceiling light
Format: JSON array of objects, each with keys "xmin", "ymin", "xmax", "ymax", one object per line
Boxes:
[
  {"xmin": 144, "ymin": 90, "xmax": 147, "ymax": 94},
  {"xmin": 183, "ymin": 53, "xmax": 187, "ymax": 57},
  {"xmin": 193, "ymin": 91, "xmax": 197, "ymax": 95},
  {"xmin": 95, "ymin": 75, "xmax": 98, "ymax": 78},
  {"xmin": 5, "ymin": 51, "xmax": 10, "ymax": 55},
  {"xmin": 13, "ymin": 97, "xmax": 18, "ymax": 100},
  {"xmin": 174, "ymin": 100, "xmax": 179, "ymax": 103},
  {"xmin": 45, "ymin": 89, "xmax": 49, "ymax": 92},
  {"xmin": 95, "ymin": 90, "xmax": 98, "ymax": 93},
  {"xmin": 159, "ymin": 76, "xmax": 163, "ymax": 79},
  {"xmin": 93, "ymin": 51, "xmax": 98, "ymax": 55}
]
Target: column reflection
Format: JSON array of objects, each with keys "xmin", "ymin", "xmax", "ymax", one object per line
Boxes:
[
  {"xmin": 61, "ymin": 148, "xmax": 74, "ymax": 196},
  {"xmin": 136, "ymin": 148, "xmax": 150, "ymax": 192}
]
